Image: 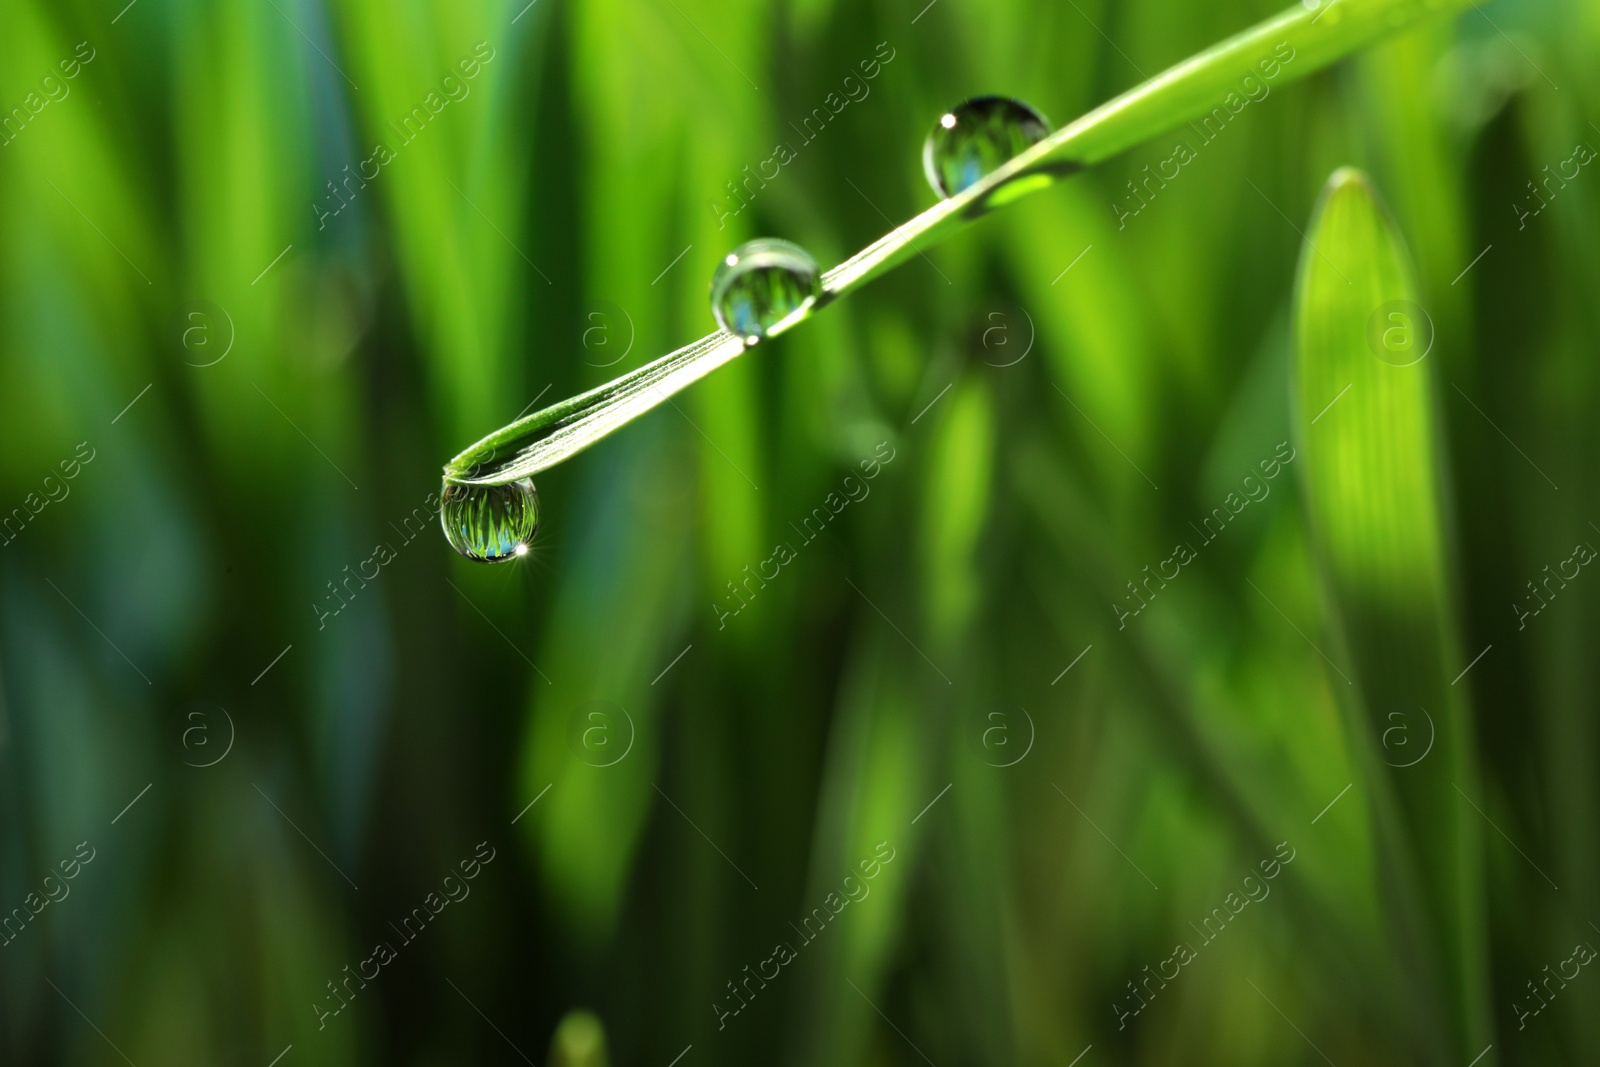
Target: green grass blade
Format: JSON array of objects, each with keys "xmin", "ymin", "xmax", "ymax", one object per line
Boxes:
[
  {"xmin": 446, "ymin": 333, "xmax": 744, "ymax": 482},
  {"xmin": 547, "ymin": 1010, "xmax": 609, "ymax": 1067},
  {"xmin": 445, "ymin": 0, "xmax": 1476, "ymax": 486},
  {"xmin": 1291, "ymin": 167, "xmax": 1490, "ymax": 1064}
]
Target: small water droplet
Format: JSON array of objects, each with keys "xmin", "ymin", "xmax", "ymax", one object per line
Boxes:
[
  {"xmin": 440, "ymin": 478, "xmax": 539, "ymax": 563},
  {"xmin": 922, "ymin": 96, "xmax": 1052, "ymax": 198},
  {"xmin": 709, "ymin": 238, "xmax": 821, "ymax": 342}
]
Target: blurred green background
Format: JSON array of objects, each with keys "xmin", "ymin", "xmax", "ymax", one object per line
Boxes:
[{"xmin": 0, "ymin": 0, "xmax": 1594, "ymax": 1063}]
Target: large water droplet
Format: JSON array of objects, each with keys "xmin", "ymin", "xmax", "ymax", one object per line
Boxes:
[
  {"xmin": 922, "ymin": 96, "xmax": 1052, "ymax": 198},
  {"xmin": 710, "ymin": 238, "xmax": 821, "ymax": 342},
  {"xmin": 440, "ymin": 478, "xmax": 539, "ymax": 563}
]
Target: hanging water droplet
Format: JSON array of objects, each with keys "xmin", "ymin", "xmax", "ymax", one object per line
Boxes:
[
  {"xmin": 440, "ymin": 478, "xmax": 539, "ymax": 563},
  {"xmin": 922, "ymin": 96, "xmax": 1053, "ymax": 198},
  {"xmin": 709, "ymin": 238, "xmax": 821, "ymax": 343}
]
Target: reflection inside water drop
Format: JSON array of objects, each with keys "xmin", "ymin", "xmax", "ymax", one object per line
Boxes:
[
  {"xmin": 440, "ymin": 477, "xmax": 539, "ymax": 564},
  {"xmin": 922, "ymin": 96, "xmax": 1053, "ymax": 198},
  {"xmin": 709, "ymin": 237, "xmax": 821, "ymax": 342}
]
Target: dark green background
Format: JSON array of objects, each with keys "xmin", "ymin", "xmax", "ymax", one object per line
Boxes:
[{"xmin": 0, "ymin": 0, "xmax": 1592, "ymax": 1063}]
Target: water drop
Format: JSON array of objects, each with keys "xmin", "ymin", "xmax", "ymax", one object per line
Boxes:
[
  {"xmin": 710, "ymin": 238, "xmax": 821, "ymax": 342},
  {"xmin": 922, "ymin": 96, "xmax": 1052, "ymax": 198},
  {"xmin": 440, "ymin": 478, "xmax": 539, "ymax": 563}
]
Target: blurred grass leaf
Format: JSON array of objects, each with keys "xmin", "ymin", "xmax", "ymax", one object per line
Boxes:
[
  {"xmin": 548, "ymin": 1009, "xmax": 609, "ymax": 1067},
  {"xmin": 1291, "ymin": 166, "xmax": 1490, "ymax": 1064}
]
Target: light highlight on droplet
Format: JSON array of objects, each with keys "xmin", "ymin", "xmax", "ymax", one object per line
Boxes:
[
  {"xmin": 440, "ymin": 478, "xmax": 540, "ymax": 564},
  {"xmin": 709, "ymin": 238, "xmax": 821, "ymax": 342},
  {"xmin": 922, "ymin": 96, "xmax": 1052, "ymax": 198}
]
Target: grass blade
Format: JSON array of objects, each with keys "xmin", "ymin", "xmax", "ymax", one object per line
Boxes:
[
  {"xmin": 445, "ymin": 0, "xmax": 1477, "ymax": 485},
  {"xmin": 1291, "ymin": 167, "xmax": 1490, "ymax": 1065}
]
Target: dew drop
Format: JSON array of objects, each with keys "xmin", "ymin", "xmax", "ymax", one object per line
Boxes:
[
  {"xmin": 922, "ymin": 96, "xmax": 1053, "ymax": 198},
  {"xmin": 709, "ymin": 238, "xmax": 821, "ymax": 342},
  {"xmin": 440, "ymin": 478, "xmax": 539, "ymax": 564}
]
